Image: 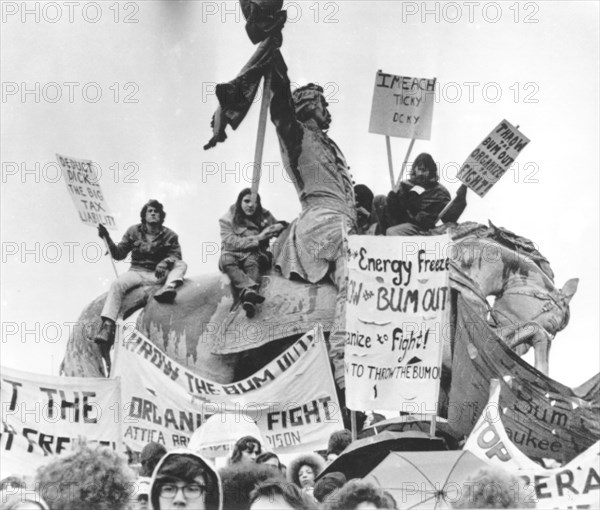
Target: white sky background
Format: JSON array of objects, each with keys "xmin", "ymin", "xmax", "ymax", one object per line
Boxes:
[{"xmin": 1, "ymin": 1, "xmax": 598, "ymax": 388}]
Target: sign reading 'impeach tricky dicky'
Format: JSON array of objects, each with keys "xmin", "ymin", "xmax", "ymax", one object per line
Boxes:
[
  {"xmin": 344, "ymin": 235, "xmax": 449, "ymax": 412},
  {"xmin": 368, "ymin": 70, "xmax": 436, "ymax": 140}
]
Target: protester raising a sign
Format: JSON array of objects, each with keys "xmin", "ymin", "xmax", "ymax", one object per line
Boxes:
[
  {"xmin": 369, "ymin": 71, "xmax": 436, "ymax": 140},
  {"xmin": 0, "ymin": 366, "xmax": 122, "ymax": 477},
  {"xmin": 457, "ymin": 120, "xmax": 530, "ymax": 197},
  {"xmin": 344, "ymin": 234, "xmax": 449, "ymax": 412},
  {"xmin": 112, "ymin": 324, "xmax": 342, "ymax": 455},
  {"xmin": 56, "ymin": 153, "xmax": 117, "ymax": 230}
]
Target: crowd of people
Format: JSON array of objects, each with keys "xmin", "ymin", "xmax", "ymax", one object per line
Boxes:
[{"xmin": 1, "ymin": 430, "xmax": 535, "ymax": 510}]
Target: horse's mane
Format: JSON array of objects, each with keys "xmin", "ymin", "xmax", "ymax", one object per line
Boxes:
[{"xmin": 441, "ymin": 221, "xmax": 555, "ymax": 282}]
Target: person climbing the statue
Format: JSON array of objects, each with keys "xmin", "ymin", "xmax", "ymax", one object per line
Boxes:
[
  {"xmin": 269, "ymin": 67, "xmax": 357, "ymax": 390},
  {"xmin": 95, "ymin": 199, "xmax": 187, "ymax": 368},
  {"xmin": 219, "ymin": 188, "xmax": 286, "ymax": 318},
  {"xmin": 382, "ymin": 153, "xmax": 453, "ymax": 236}
]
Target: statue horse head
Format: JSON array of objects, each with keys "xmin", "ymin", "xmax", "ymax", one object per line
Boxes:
[{"xmin": 445, "ymin": 221, "xmax": 578, "ymax": 375}]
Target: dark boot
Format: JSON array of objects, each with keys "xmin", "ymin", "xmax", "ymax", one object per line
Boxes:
[
  {"xmin": 154, "ymin": 283, "xmax": 178, "ymax": 304},
  {"xmin": 94, "ymin": 318, "xmax": 116, "ymax": 346},
  {"xmin": 94, "ymin": 318, "xmax": 115, "ymax": 377},
  {"xmin": 242, "ymin": 301, "xmax": 256, "ymax": 318},
  {"xmin": 242, "ymin": 288, "xmax": 265, "ymax": 304}
]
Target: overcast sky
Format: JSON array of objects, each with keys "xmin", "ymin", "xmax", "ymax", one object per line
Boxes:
[{"xmin": 1, "ymin": 1, "xmax": 598, "ymax": 388}]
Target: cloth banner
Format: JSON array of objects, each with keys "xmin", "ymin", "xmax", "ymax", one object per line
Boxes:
[
  {"xmin": 449, "ymin": 295, "xmax": 600, "ymax": 463},
  {"xmin": 112, "ymin": 324, "xmax": 342, "ymax": 455},
  {"xmin": 1, "ymin": 366, "xmax": 122, "ymax": 477},
  {"xmin": 56, "ymin": 153, "xmax": 117, "ymax": 230},
  {"xmin": 456, "ymin": 119, "xmax": 530, "ymax": 197},
  {"xmin": 465, "ymin": 380, "xmax": 600, "ymax": 509},
  {"xmin": 368, "ymin": 70, "xmax": 436, "ymax": 140},
  {"xmin": 344, "ymin": 234, "xmax": 449, "ymax": 411}
]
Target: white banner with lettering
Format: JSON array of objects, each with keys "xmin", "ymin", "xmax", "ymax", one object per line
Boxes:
[
  {"xmin": 465, "ymin": 380, "xmax": 600, "ymax": 508},
  {"xmin": 1, "ymin": 366, "xmax": 122, "ymax": 477},
  {"xmin": 112, "ymin": 324, "xmax": 342, "ymax": 455},
  {"xmin": 344, "ymin": 235, "xmax": 449, "ymax": 411}
]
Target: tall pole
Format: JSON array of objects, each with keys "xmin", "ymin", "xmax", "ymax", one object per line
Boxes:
[{"xmin": 251, "ymin": 71, "xmax": 272, "ymax": 201}]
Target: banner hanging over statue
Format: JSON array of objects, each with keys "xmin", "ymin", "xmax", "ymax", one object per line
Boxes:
[
  {"xmin": 0, "ymin": 366, "xmax": 122, "ymax": 478},
  {"xmin": 464, "ymin": 380, "xmax": 600, "ymax": 508},
  {"xmin": 457, "ymin": 120, "xmax": 530, "ymax": 197},
  {"xmin": 368, "ymin": 70, "xmax": 436, "ymax": 140},
  {"xmin": 344, "ymin": 235, "xmax": 449, "ymax": 411},
  {"xmin": 56, "ymin": 153, "xmax": 117, "ymax": 230},
  {"xmin": 112, "ymin": 324, "xmax": 341, "ymax": 455}
]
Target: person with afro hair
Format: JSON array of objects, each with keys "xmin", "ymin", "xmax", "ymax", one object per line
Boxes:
[{"xmin": 287, "ymin": 453, "xmax": 325, "ymax": 497}]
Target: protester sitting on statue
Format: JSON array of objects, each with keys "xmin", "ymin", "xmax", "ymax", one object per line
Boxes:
[
  {"xmin": 383, "ymin": 153, "xmax": 451, "ymax": 236},
  {"xmin": 219, "ymin": 188, "xmax": 286, "ymax": 318},
  {"xmin": 149, "ymin": 449, "xmax": 223, "ymax": 510},
  {"xmin": 229, "ymin": 436, "xmax": 263, "ymax": 465},
  {"xmin": 95, "ymin": 199, "xmax": 187, "ymax": 370},
  {"xmin": 354, "ymin": 184, "xmax": 377, "ymax": 235},
  {"xmin": 269, "ymin": 74, "xmax": 357, "ymax": 392},
  {"xmin": 287, "ymin": 453, "xmax": 325, "ymax": 497}
]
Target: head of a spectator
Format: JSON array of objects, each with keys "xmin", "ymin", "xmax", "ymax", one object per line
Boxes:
[
  {"xmin": 0, "ymin": 476, "xmax": 26, "ymax": 492},
  {"xmin": 35, "ymin": 441, "xmax": 135, "ymax": 510},
  {"xmin": 230, "ymin": 436, "xmax": 262, "ymax": 465},
  {"xmin": 249, "ymin": 480, "xmax": 318, "ymax": 510},
  {"xmin": 408, "ymin": 153, "xmax": 439, "ymax": 188},
  {"xmin": 324, "ymin": 480, "xmax": 393, "ymax": 510},
  {"xmin": 234, "ymin": 188, "xmax": 264, "ymax": 226},
  {"xmin": 287, "ymin": 453, "xmax": 325, "ymax": 493},
  {"xmin": 354, "ymin": 185, "xmax": 374, "ymax": 214},
  {"xmin": 219, "ymin": 462, "xmax": 284, "ymax": 510},
  {"xmin": 313, "ymin": 472, "xmax": 347, "ymax": 504},
  {"xmin": 149, "ymin": 449, "xmax": 222, "ymax": 510},
  {"xmin": 140, "ymin": 199, "xmax": 166, "ymax": 226},
  {"xmin": 451, "ymin": 467, "xmax": 535, "ymax": 509},
  {"xmin": 256, "ymin": 452, "xmax": 282, "ymax": 472},
  {"xmin": 326, "ymin": 429, "xmax": 352, "ymax": 462},
  {"xmin": 0, "ymin": 489, "xmax": 49, "ymax": 510},
  {"xmin": 140, "ymin": 442, "xmax": 168, "ymax": 477}
]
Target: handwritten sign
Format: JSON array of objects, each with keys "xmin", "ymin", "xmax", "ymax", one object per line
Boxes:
[
  {"xmin": 457, "ymin": 120, "xmax": 530, "ymax": 197},
  {"xmin": 465, "ymin": 380, "xmax": 600, "ymax": 509},
  {"xmin": 368, "ymin": 71, "xmax": 436, "ymax": 140},
  {"xmin": 56, "ymin": 153, "xmax": 117, "ymax": 230},
  {"xmin": 1, "ymin": 366, "xmax": 122, "ymax": 477},
  {"xmin": 112, "ymin": 324, "xmax": 342, "ymax": 455},
  {"xmin": 344, "ymin": 235, "xmax": 449, "ymax": 411}
]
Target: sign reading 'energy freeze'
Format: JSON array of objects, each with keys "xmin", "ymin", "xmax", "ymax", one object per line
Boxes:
[{"xmin": 344, "ymin": 235, "xmax": 449, "ymax": 412}]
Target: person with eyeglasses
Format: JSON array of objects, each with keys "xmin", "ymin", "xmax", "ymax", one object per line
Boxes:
[{"xmin": 149, "ymin": 449, "xmax": 222, "ymax": 510}]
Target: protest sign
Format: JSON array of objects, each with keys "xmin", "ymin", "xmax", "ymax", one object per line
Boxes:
[
  {"xmin": 1, "ymin": 366, "xmax": 122, "ymax": 477},
  {"xmin": 457, "ymin": 120, "xmax": 530, "ymax": 197},
  {"xmin": 344, "ymin": 235, "xmax": 449, "ymax": 411},
  {"xmin": 368, "ymin": 71, "xmax": 436, "ymax": 140},
  {"xmin": 56, "ymin": 153, "xmax": 117, "ymax": 230},
  {"xmin": 449, "ymin": 296, "xmax": 600, "ymax": 463},
  {"xmin": 112, "ymin": 324, "xmax": 342, "ymax": 455},
  {"xmin": 465, "ymin": 380, "xmax": 600, "ymax": 509}
]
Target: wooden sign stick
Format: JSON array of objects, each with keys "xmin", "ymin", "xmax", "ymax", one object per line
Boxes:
[
  {"xmin": 395, "ymin": 137, "xmax": 416, "ymax": 191},
  {"xmin": 385, "ymin": 136, "xmax": 395, "ymax": 188},
  {"xmin": 251, "ymin": 70, "xmax": 272, "ymax": 201}
]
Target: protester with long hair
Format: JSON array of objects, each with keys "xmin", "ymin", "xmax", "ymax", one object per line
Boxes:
[
  {"xmin": 229, "ymin": 436, "xmax": 263, "ymax": 465},
  {"xmin": 219, "ymin": 189, "xmax": 286, "ymax": 318}
]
